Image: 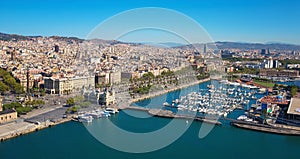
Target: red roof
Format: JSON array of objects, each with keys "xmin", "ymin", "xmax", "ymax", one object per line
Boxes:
[{"xmin": 259, "ymin": 96, "xmax": 288, "ymax": 105}]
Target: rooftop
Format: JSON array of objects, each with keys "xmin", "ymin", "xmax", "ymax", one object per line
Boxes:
[
  {"xmin": 287, "ymin": 98, "xmax": 300, "ymax": 115},
  {"xmin": 259, "ymin": 96, "xmax": 289, "ymax": 105},
  {"xmin": 0, "ymin": 109, "xmax": 16, "ymax": 116}
]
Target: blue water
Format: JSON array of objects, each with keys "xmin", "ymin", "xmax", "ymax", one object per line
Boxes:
[
  {"xmin": 1, "ymin": 112, "xmax": 300, "ymax": 159},
  {"xmin": 0, "ymin": 81, "xmax": 299, "ymax": 159},
  {"xmin": 274, "ymin": 80, "xmax": 300, "ymax": 88},
  {"xmin": 275, "ymin": 81, "xmax": 295, "ymax": 86}
]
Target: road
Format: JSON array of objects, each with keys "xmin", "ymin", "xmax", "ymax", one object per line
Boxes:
[{"xmin": 25, "ymin": 107, "xmax": 68, "ymax": 123}]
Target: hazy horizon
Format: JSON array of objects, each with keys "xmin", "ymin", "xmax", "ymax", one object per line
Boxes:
[{"xmin": 0, "ymin": 0, "xmax": 300, "ymax": 45}]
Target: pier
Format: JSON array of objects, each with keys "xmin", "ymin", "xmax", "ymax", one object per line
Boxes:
[
  {"xmin": 119, "ymin": 106, "xmax": 222, "ymax": 125},
  {"xmin": 118, "ymin": 105, "xmax": 149, "ymax": 112},
  {"xmin": 231, "ymin": 122, "xmax": 300, "ymax": 136},
  {"xmin": 119, "ymin": 105, "xmax": 300, "ymax": 135}
]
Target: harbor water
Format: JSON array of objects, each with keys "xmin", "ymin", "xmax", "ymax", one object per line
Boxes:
[{"xmin": 0, "ymin": 81, "xmax": 300, "ymax": 159}]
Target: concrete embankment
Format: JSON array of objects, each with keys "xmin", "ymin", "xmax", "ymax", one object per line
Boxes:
[
  {"xmin": 231, "ymin": 122, "xmax": 300, "ymax": 136},
  {"xmin": 0, "ymin": 117, "xmax": 74, "ymax": 142}
]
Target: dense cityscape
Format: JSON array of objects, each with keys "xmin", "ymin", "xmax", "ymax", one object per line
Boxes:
[
  {"xmin": 1, "ymin": 1, "xmax": 300, "ymax": 157},
  {"xmin": 0, "ymin": 32, "xmax": 299, "ymax": 139}
]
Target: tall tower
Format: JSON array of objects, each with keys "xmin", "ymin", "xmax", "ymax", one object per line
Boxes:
[
  {"xmin": 26, "ymin": 66, "xmax": 30, "ymax": 94},
  {"xmin": 0, "ymin": 96, "xmax": 3, "ymax": 111},
  {"xmin": 273, "ymin": 60, "xmax": 279, "ymax": 68},
  {"xmin": 203, "ymin": 44, "xmax": 207, "ymax": 54},
  {"xmin": 10, "ymin": 50, "xmax": 16, "ymax": 61},
  {"xmin": 10, "ymin": 52, "xmax": 14, "ymax": 61},
  {"xmin": 261, "ymin": 49, "xmax": 266, "ymax": 55},
  {"xmin": 267, "ymin": 48, "xmax": 270, "ymax": 55},
  {"xmin": 54, "ymin": 45, "xmax": 59, "ymax": 53},
  {"xmin": 269, "ymin": 58, "xmax": 273, "ymax": 69}
]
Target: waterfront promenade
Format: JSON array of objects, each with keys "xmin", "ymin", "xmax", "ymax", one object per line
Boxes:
[
  {"xmin": 2, "ymin": 77, "xmax": 298, "ymax": 141},
  {"xmin": 0, "ymin": 104, "xmax": 73, "ymax": 141},
  {"xmin": 131, "ymin": 78, "xmax": 210, "ymax": 103},
  {"xmin": 0, "ymin": 122, "xmax": 35, "ymax": 140},
  {"xmin": 0, "ymin": 117, "xmax": 73, "ymax": 141}
]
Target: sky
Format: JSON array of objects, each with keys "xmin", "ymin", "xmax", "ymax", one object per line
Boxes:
[{"xmin": 0, "ymin": 0, "xmax": 299, "ymax": 44}]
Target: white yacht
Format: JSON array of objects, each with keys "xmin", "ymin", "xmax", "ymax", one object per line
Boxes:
[
  {"xmin": 101, "ymin": 111, "xmax": 111, "ymax": 117},
  {"xmin": 105, "ymin": 108, "xmax": 118, "ymax": 114},
  {"xmin": 78, "ymin": 115, "xmax": 93, "ymax": 123},
  {"xmin": 163, "ymin": 102, "xmax": 170, "ymax": 106}
]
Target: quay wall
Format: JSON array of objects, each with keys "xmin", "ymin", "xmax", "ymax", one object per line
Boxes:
[{"xmin": 0, "ymin": 116, "xmax": 74, "ymax": 142}]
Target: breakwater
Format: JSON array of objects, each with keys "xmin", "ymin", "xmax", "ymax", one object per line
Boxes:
[{"xmin": 119, "ymin": 105, "xmax": 222, "ymax": 125}]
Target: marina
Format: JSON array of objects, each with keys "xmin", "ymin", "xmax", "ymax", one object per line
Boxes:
[
  {"xmin": 1, "ymin": 2, "xmax": 299, "ymax": 158},
  {"xmin": 1, "ymin": 78, "xmax": 297, "ymax": 143},
  {"xmin": 0, "ymin": 80, "xmax": 300, "ymax": 159},
  {"xmin": 71, "ymin": 79, "xmax": 264, "ymax": 129},
  {"xmin": 133, "ymin": 80, "xmax": 260, "ymax": 119},
  {"xmin": 29, "ymin": 77, "xmax": 299, "ymax": 137},
  {"xmin": 1, "ymin": 110, "xmax": 300, "ymax": 159},
  {"xmin": 131, "ymin": 79, "xmax": 300, "ymax": 135}
]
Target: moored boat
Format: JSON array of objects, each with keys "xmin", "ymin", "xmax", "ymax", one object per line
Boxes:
[{"xmin": 78, "ymin": 115, "xmax": 93, "ymax": 123}]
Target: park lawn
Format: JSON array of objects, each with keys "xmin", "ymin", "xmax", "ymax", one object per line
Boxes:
[{"xmin": 253, "ymin": 80, "xmax": 275, "ymax": 88}]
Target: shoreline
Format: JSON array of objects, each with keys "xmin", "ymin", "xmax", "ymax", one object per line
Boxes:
[
  {"xmin": 231, "ymin": 122, "xmax": 300, "ymax": 136},
  {"xmin": 2, "ymin": 77, "xmax": 298, "ymax": 141},
  {"xmin": 1, "ymin": 78, "xmax": 211, "ymax": 142},
  {"xmin": 130, "ymin": 78, "xmax": 210, "ymax": 103},
  {"xmin": 0, "ymin": 116, "xmax": 73, "ymax": 142}
]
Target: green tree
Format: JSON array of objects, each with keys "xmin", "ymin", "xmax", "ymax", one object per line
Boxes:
[
  {"xmin": 0, "ymin": 81, "xmax": 10, "ymax": 92},
  {"xmin": 141, "ymin": 72, "xmax": 155, "ymax": 80},
  {"xmin": 16, "ymin": 106, "xmax": 32, "ymax": 114},
  {"xmin": 66, "ymin": 98, "xmax": 75, "ymax": 106},
  {"xmin": 66, "ymin": 105, "xmax": 80, "ymax": 114},
  {"xmin": 290, "ymin": 86, "xmax": 298, "ymax": 97},
  {"xmin": 74, "ymin": 95, "xmax": 84, "ymax": 103},
  {"xmin": 24, "ymin": 100, "xmax": 45, "ymax": 108},
  {"xmin": 2, "ymin": 102, "xmax": 32, "ymax": 115}
]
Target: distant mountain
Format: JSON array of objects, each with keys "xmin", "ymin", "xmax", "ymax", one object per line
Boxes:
[
  {"xmin": 49, "ymin": 36, "xmax": 84, "ymax": 43},
  {"xmin": 158, "ymin": 42, "xmax": 185, "ymax": 47},
  {"xmin": 1, "ymin": 32, "xmax": 300, "ymax": 50},
  {"xmin": 87, "ymin": 39, "xmax": 143, "ymax": 46},
  {"xmin": 175, "ymin": 41, "xmax": 300, "ymax": 51},
  {"xmin": 138, "ymin": 42, "xmax": 184, "ymax": 48},
  {"xmin": 0, "ymin": 32, "xmax": 31, "ymax": 41},
  {"xmin": 0, "ymin": 32, "xmax": 83, "ymax": 43},
  {"xmin": 214, "ymin": 42, "xmax": 300, "ymax": 50}
]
